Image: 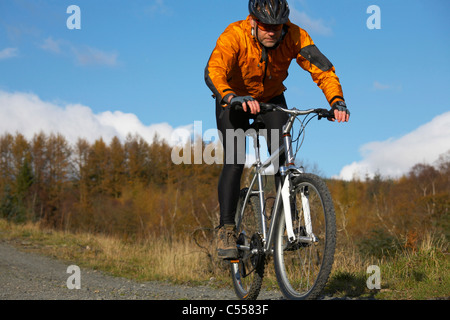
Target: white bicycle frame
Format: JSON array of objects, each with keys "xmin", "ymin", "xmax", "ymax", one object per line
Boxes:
[{"xmin": 235, "ymin": 107, "xmax": 319, "ymax": 255}]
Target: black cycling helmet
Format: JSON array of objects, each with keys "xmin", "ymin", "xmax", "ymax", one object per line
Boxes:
[{"xmin": 249, "ymin": 0, "xmax": 290, "ymax": 25}]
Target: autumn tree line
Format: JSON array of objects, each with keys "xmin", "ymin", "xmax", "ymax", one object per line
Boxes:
[
  {"xmin": 327, "ymin": 154, "xmax": 449, "ymax": 256},
  {"xmin": 0, "ymin": 132, "xmax": 222, "ymax": 239},
  {"xmin": 0, "ymin": 131, "xmax": 448, "ymax": 252}
]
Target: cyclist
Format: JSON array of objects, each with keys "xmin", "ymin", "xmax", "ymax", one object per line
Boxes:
[{"xmin": 205, "ymin": 0, "xmax": 350, "ymax": 259}]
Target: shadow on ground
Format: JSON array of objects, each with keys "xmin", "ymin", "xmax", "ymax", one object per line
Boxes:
[{"xmin": 323, "ymin": 271, "xmax": 378, "ymax": 300}]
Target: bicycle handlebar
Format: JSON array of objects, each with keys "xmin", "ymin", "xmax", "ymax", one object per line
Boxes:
[{"xmin": 231, "ymin": 102, "xmax": 334, "ymax": 120}]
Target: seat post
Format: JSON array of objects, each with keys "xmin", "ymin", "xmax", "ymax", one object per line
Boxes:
[
  {"xmin": 250, "ymin": 130, "xmax": 261, "ymax": 165},
  {"xmin": 249, "ymin": 118, "xmax": 265, "ymax": 166}
]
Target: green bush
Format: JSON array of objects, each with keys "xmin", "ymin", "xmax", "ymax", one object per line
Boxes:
[{"xmin": 357, "ymin": 228, "xmax": 402, "ymax": 259}]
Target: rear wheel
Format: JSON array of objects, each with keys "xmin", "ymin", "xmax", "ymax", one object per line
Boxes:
[{"xmin": 230, "ymin": 189, "xmax": 265, "ymax": 300}]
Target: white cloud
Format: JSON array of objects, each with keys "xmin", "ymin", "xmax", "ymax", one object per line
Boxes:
[
  {"xmin": 373, "ymin": 81, "xmax": 402, "ymax": 92},
  {"xmin": 39, "ymin": 37, "xmax": 119, "ymax": 67},
  {"xmin": 289, "ymin": 5, "xmax": 332, "ymax": 36},
  {"xmin": 0, "ymin": 47, "xmax": 19, "ymax": 60},
  {"xmin": 373, "ymin": 81, "xmax": 391, "ymax": 91},
  {"xmin": 145, "ymin": 0, "xmax": 172, "ymax": 16},
  {"xmin": 0, "ymin": 90, "xmax": 190, "ymax": 146},
  {"xmin": 40, "ymin": 37, "xmax": 61, "ymax": 54},
  {"xmin": 337, "ymin": 111, "xmax": 450, "ymax": 180},
  {"xmin": 71, "ymin": 46, "xmax": 119, "ymax": 67}
]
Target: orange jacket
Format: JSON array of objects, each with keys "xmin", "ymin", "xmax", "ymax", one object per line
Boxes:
[{"xmin": 205, "ymin": 16, "xmax": 344, "ymax": 107}]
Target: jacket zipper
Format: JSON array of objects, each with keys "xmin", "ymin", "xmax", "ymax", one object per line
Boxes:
[{"xmin": 261, "ymin": 46, "xmax": 269, "ymax": 83}]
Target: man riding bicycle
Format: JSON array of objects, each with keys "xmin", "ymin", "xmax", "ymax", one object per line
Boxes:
[{"xmin": 205, "ymin": 0, "xmax": 350, "ymax": 259}]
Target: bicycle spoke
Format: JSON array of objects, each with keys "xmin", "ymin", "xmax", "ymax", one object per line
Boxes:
[
  {"xmin": 274, "ymin": 174, "xmax": 336, "ymax": 300},
  {"xmin": 230, "ymin": 192, "xmax": 265, "ymax": 300}
]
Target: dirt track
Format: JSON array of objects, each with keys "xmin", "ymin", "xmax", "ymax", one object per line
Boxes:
[{"xmin": 0, "ymin": 241, "xmax": 283, "ymax": 300}]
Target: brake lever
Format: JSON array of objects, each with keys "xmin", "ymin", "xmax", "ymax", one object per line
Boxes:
[{"xmin": 317, "ymin": 109, "xmax": 334, "ymax": 120}]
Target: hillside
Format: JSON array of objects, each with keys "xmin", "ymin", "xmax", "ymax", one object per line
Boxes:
[{"xmin": 0, "ymin": 132, "xmax": 449, "ymax": 299}]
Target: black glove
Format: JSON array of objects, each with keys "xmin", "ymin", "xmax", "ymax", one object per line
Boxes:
[
  {"xmin": 331, "ymin": 100, "xmax": 350, "ymax": 116},
  {"xmin": 230, "ymin": 95, "xmax": 255, "ymax": 107}
]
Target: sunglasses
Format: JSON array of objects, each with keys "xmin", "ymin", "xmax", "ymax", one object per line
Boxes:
[{"xmin": 255, "ymin": 20, "xmax": 283, "ymax": 32}]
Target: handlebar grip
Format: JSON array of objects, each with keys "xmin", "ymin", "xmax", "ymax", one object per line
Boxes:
[
  {"xmin": 230, "ymin": 102, "xmax": 333, "ymax": 118},
  {"xmin": 259, "ymin": 103, "xmax": 276, "ymax": 113},
  {"xmin": 230, "ymin": 103, "xmax": 244, "ymax": 111},
  {"xmin": 230, "ymin": 102, "xmax": 275, "ymax": 114}
]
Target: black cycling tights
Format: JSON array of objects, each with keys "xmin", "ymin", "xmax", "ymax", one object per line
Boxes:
[{"xmin": 215, "ymin": 94, "xmax": 288, "ymax": 226}]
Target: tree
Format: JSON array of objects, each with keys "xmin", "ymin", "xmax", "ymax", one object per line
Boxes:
[
  {"xmin": 43, "ymin": 133, "xmax": 72, "ymax": 226},
  {"xmin": 108, "ymin": 136, "xmax": 126, "ymax": 198},
  {"xmin": 124, "ymin": 134, "xmax": 150, "ymax": 184},
  {"xmin": 72, "ymin": 138, "xmax": 90, "ymax": 207},
  {"xmin": 0, "ymin": 134, "xmax": 14, "ymax": 197},
  {"xmin": 30, "ymin": 132, "xmax": 48, "ymax": 220},
  {"xmin": 86, "ymin": 138, "xmax": 109, "ymax": 195}
]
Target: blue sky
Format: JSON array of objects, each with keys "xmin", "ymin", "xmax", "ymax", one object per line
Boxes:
[{"xmin": 1, "ymin": 0, "xmax": 449, "ymax": 179}]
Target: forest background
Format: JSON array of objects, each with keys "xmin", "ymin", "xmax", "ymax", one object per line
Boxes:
[{"xmin": 0, "ymin": 131, "xmax": 448, "ymax": 299}]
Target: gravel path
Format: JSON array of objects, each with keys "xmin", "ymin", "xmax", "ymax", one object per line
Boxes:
[{"xmin": 0, "ymin": 241, "xmax": 283, "ymax": 300}]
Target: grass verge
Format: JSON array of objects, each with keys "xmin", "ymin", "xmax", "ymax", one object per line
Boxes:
[{"xmin": 1, "ymin": 219, "xmax": 448, "ymax": 299}]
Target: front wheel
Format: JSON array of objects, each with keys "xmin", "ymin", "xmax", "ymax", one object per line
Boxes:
[{"xmin": 273, "ymin": 173, "xmax": 336, "ymax": 300}]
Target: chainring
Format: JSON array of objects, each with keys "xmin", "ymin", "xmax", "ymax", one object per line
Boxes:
[{"xmin": 236, "ymin": 233, "xmax": 264, "ymax": 277}]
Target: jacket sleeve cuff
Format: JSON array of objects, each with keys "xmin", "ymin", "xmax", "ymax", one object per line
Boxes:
[
  {"xmin": 221, "ymin": 93, "xmax": 236, "ymax": 106},
  {"xmin": 329, "ymin": 95, "xmax": 345, "ymax": 107}
]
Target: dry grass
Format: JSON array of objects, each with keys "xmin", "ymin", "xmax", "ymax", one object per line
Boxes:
[
  {"xmin": 0, "ymin": 219, "xmax": 217, "ymax": 285},
  {"xmin": 1, "ymin": 219, "xmax": 448, "ymax": 299},
  {"xmin": 324, "ymin": 232, "xmax": 449, "ymax": 299}
]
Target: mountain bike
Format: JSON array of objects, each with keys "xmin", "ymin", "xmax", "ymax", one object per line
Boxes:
[{"xmin": 229, "ymin": 102, "xmax": 336, "ymax": 300}]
